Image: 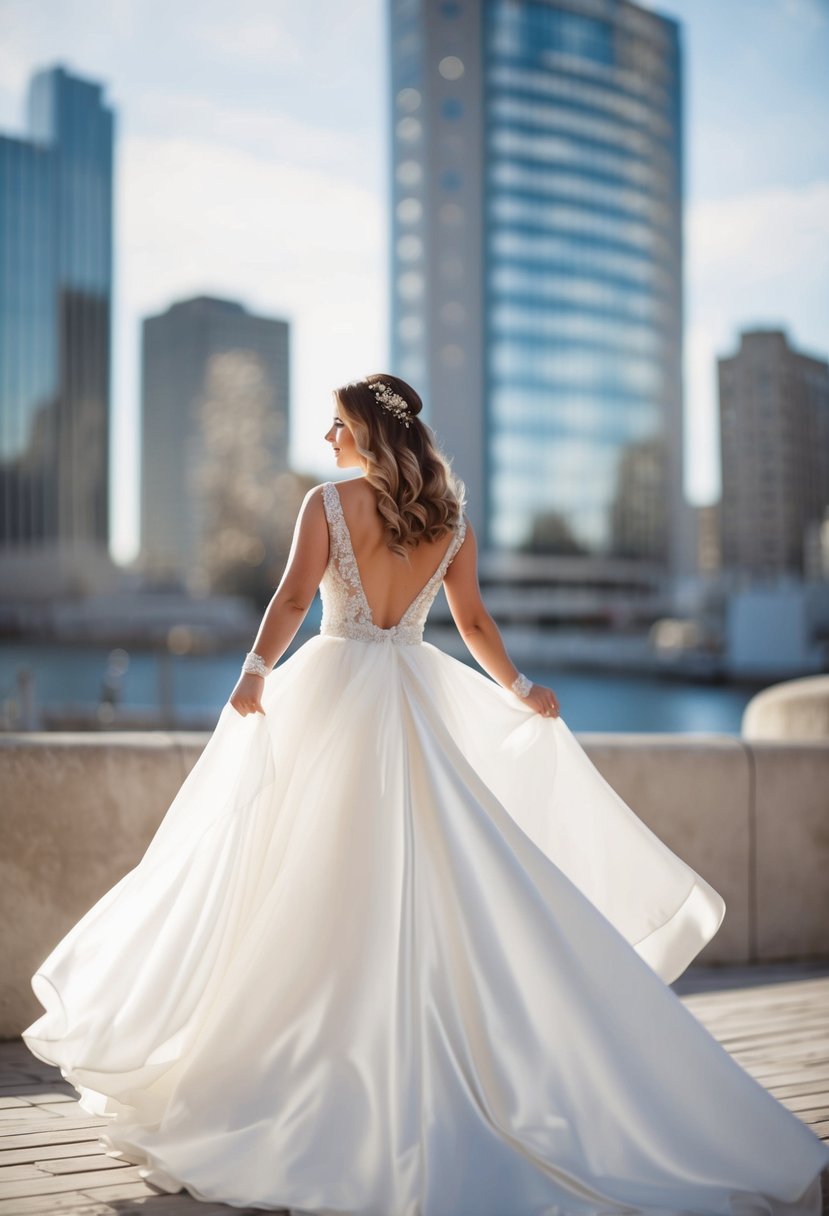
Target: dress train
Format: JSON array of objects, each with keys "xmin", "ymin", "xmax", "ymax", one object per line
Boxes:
[{"xmin": 22, "ymin": 481, "xmax": 829, "ymax": 1214}]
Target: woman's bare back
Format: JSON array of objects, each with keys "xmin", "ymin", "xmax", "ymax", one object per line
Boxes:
[{"xmin": 335, "ymin": 478, "xmax": 459, "ymax": 630}]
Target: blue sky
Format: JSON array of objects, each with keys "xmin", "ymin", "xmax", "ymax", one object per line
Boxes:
[{"xmin": 0, "ymin": 0, "xmax": 827, "ymax": 565}]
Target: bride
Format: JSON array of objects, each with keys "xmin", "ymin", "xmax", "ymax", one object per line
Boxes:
[{"xmin": 23, "ymin": 374, "xmax": 829, "ymax": 1215}]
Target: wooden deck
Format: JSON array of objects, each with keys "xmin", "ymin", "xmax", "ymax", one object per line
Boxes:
[{"xmin": 1, "ymin": 963, "xmax": 828, "ymax": 1215}]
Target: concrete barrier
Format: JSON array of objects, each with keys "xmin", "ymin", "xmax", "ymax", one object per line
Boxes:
[{"xmin": 1, "ymin": 731, "xmax": 828, "ymax": 1040}]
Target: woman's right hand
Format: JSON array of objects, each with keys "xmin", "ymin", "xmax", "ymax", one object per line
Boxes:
[
  {"xmin": 521, "ymin": 682, "xmax": 561, "ymax": 719},
  {"xmin": 229, "ymin": 673, "xmax": 266, "ymax": 718}
]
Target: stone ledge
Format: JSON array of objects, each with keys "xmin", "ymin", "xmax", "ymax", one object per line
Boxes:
[{"xmin": 1, "ymin": 732, "xmax": 828, "ymax": 1039}]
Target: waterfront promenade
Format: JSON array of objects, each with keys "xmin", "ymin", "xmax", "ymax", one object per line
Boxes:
[
  {"xmin": 1, "ymin": 962, "xmax": 827, "ymax": 1213},
  {"xmin": 1, "ymin": 729, "xmax": 827, "ymax": 1211}
]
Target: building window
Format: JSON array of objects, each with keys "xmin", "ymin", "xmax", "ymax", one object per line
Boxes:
[
  {"xmin": 396, "ymin": 117, "xmax": 422, "ymax": 142},
  {"xmin": 396, "ymin": 159, "xmax": 423, "ymax": 186},
  {"xmin": 397, "ymin": 197, "xmax": 423, "ymax": 224},
  {"xmin": 396, "ymin": 88, "xmax": 421, "ymax": 112},
  {"xmin": 438, "ymin": 55, "xmax": 465, "ymax": 80},
  {"xmin": 491, "ymin": 6, "xmax": 613, "ymax": 68}
]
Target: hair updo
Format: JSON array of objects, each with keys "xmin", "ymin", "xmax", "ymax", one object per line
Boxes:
[{"xmin": 332, "ymin": 373, "xmax": 466, "ymax": 559}]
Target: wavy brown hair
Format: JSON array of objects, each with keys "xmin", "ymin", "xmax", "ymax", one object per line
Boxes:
[{"xmin": 333, "ymin": 374, "xmax": 467, "ymax": 559}]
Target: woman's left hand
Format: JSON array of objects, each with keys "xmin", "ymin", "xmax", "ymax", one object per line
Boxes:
[{"xmin": 229, "ymin": 673, "xmax": 266, "ymax": 717}]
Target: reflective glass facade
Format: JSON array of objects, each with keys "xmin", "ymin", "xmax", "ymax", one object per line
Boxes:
[
  {"xmin": 389, "ymin": 0, "xmax": 683, "ymax": 565},
  {"xmin": 0, "ymin": 66, "xmax": 113, "ymax": 549},
  {"xmin": 484, "ymin": 1, "xmax": 681, "ymax": 559}
]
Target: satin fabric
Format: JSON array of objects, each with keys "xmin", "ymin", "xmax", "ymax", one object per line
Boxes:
[{"xmin": 22, "ymin": 635, "xmax": 829, "ymax": 1214}]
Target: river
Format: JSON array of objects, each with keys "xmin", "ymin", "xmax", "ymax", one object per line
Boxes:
[{"xmin": 0, "ymin": 639, "xmax": 767, "ymax": 734}]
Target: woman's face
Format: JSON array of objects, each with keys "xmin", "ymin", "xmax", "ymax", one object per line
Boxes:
[{"xmin": 324, "ymin": 406, "xmax": 363, "ymax": 470}]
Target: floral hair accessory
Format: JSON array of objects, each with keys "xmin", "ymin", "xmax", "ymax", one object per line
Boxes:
[{"xmin": 371, "ymin": 380, "xmax": 411, "ymax": 427}]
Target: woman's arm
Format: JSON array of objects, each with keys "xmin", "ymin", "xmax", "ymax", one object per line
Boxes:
[
  {"xmin": 229, "ymin": 485, "xmax": 330, "ymax": 717},
  {"xmin": 442, "ymin": 521, "xmax": 560, "ymax": 718}
]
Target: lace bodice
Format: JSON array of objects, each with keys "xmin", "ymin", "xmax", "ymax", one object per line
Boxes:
[{"xmin": 319, "ymin": 481, "xmax": 467, "ymax": 645}]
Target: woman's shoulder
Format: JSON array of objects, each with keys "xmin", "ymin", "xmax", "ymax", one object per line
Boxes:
[
  {"xmin": 307, "ymin": 478, "xmax": 377, "ymax": 526},
  {"xmin": 301, "ymin": 479, "xmax": 348, "ymax": 503},
  {"xmin": 295, "ymin": 482, "xmax": 339, "ymax": 525}
]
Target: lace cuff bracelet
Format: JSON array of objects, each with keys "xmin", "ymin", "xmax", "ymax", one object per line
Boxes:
[
  {"xmin": 242, "ymin": 651, "xmax": 270, "ymax": 678},
  {"xmin": 510, "ymin": 672, "xmax": 532, "ymax": 698}
]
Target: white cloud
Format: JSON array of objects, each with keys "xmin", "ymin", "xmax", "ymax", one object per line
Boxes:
[
  {"xmin": 690, "ymin": 181, "xmax": 829, "ymax": 282},
  {"xmin": 134, "ymin": 93, "xmax": 370, "ymax": 182},
  {"xmin": 683, "ymin": 180, "xmax": 829, "ymax": 504},
  {"xmin": 0, "ymin": 1, "xmax": 45, "ymax": 108},
  {"xmin": 0, "ymin": 45, "xmax": 27, "ymax": 105},
  {"xmin": 122, "ymin": 134, "xmax": 380, "ymax": 269},
  {"xmin": 193, "ymin": 11, "xmax": 303, "ymax": 68}
]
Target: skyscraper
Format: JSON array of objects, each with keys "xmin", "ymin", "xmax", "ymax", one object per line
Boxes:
[
  {"xmin": 0, "ymin": 66, "xmax": 114, "ymax": 563},
  {"xmin": 140, "ymin": 296, "xmax": 290, "ymax": 593},
  {"xmin": 718, "ymin": 329, "xmax": 829, "ymax": 580},
  {"xmin": 388, "ymin": 0, "xmax": 685, "ymax": 575}
]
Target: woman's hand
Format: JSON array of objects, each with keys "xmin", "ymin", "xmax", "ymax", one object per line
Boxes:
[
  {"xmin": 521, "ymin": 682, "xmax": 560, "ymax": 719},
  {"xmin": 229, "ymin": 673, "xmax": 266, "ymax": 718}
]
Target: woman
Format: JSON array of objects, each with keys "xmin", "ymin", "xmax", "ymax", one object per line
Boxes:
[{"xmin": 23, "ymin": 374, "xmax": 829, "ymax": 1214}]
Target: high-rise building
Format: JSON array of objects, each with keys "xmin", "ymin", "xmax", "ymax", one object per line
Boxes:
[
  {"xmin": 0, "ymin": 65, "xmax": 114, "ymax": 566},
  {"xmin": 718, "ymin": 329, "xmax": 829, "ymax": 580},
  {"xmin": 140, "ymin": 296, "xmax": 290, "ymax": 592},
  {"xmin": 388, "ymin": 0, "xmax": 685, "ymax": 576}
]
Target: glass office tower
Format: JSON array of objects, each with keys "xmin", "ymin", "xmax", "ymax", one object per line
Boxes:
[
  {"xmin": 0, "ymin": 66, "xmax": 114, "ymax": 551},
  {"xmin": 389, "ymin": 0, "xmax": 683, "ymax": 572}
]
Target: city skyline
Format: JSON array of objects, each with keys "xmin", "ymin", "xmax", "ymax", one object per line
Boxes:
[{"xmin": 0, "ymin": 0, "xmax": 827, "ymax": 566}]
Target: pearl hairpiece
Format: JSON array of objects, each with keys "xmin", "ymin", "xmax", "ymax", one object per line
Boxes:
[{"xmin": 370, "ymin": 380, "xmax": 411, "ymax": 427}]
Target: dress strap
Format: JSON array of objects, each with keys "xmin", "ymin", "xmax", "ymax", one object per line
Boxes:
[
  {"xmin": 321, "ymin": 482, "xmax": 343, "ymax": 549},
  {"xmin": 439, "ymin": 510, "xmax": 467, "ymax": 576}
]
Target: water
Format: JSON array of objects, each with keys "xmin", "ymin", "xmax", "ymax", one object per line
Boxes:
[
  {"xmin": 522, "ymin": 666, "xmax": 758, "ymax": 734},
  {"xmin": 0, "ymin": 638, "xmax": 766, "ymax": 734}
]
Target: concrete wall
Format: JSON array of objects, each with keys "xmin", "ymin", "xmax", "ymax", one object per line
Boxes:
[{"xmin": 1, "ymin": 731, "xmax": 828, "ymax": 1039}]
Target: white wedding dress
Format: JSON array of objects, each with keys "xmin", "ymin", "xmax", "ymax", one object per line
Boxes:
[{"xmin": 23, "ymin": 481, "xmax": 829, "ymax": 1215}]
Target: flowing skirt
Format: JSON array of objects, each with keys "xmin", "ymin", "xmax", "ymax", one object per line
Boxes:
[{"xmin": 22, "ymin": 636, "xmax": 829, "ymax": 1214}]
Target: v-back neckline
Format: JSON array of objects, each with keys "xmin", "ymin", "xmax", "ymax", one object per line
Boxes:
[{"xmin": 328, "ymin": 482, "xmax": 459, "ymax": 632}]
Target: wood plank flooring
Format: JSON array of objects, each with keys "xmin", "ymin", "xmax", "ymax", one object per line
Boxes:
[{"xmin": 1, "ymin": 963, "xmax": 828, "ymax": 1214}]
